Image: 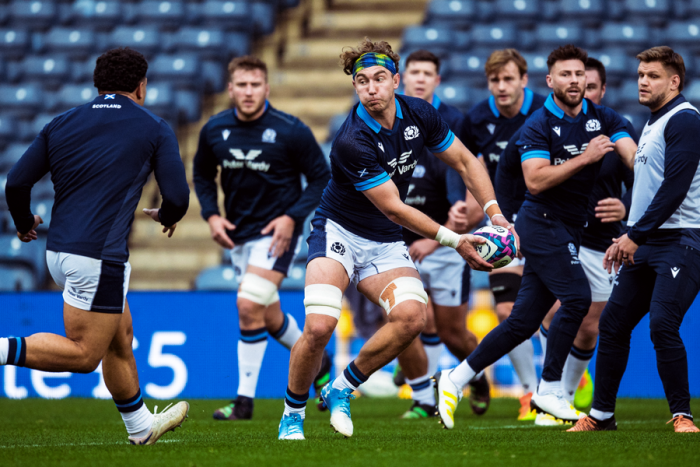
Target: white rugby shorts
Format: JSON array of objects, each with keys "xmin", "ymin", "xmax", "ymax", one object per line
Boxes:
[
  {"xmin": 230, "ymin": 234, "xmax": 302, "ymax": 281},
  {"xmin": 415, "ymin": 246, "xmax": 470, "ymax": 307},
  {"xmin": 47, "ymin": 251, "xmax": 131, "ymax": 313},
  {"xmin": 579, "ymin": 245, "xmax": 614, "ymax": 302}
]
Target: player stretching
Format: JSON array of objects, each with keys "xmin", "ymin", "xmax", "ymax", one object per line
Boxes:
[
  {"xmin": 395, "ymin": 49, "xmax": 490, "ymax": 419},
  {"xmin": 193, "ymin": 56, "xmax": 331, "ymax": 421},
  {"xmin": 461, "ymin": 49, "xmax": 546, "ymax": 421},
  {"xmin": 2, "ymin": 48, "xmax": 190, "ymax": 444},
  {"xmin": 570, "ymin": 47, "xmax": 700, "ymax": 433},
  {"xmin": 436, "ymin": 44, "xmax": 637, "ymax": 428},
  {"xmin": 278, "ymin": 38, "xmax": 513, "ymax": 440},
  {"xmin": 538, "ymin": 57, "xmax": 635, "ymax": 420}
]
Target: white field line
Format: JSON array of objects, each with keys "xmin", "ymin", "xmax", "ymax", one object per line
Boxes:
[{"xmin": 0, "ymin": 439, "xmax": 183, "ymax": 449}]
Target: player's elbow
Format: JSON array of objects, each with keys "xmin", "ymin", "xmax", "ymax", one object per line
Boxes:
[{"xmin": 382, "ymin": 204, "xmax": 405, "ymax": 225}]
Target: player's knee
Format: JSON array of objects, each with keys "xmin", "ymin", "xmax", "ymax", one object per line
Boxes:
[
  {"xmin": 238, "ymin": 273, "xmax": 280, "ymax": 308},
  {"xmin": 74, "ymin": 352, "xmax": 103, "ymax": 374},
  {"xmin": 109, "ymin": 322, "xmax": 134, "ymax": 357},
  {"xmin": 304, "ymin": 319, "xmax": 336, "ymax": 350},
  {"xmin": 561, "ymin": 288, "xmax": 592, "ymax": 318},
  {"xmin": 649, "ymin": 314, "xmax": 682, "ymax": 347},
  {"xmin": 378, "ymin": 277, "xmax": 428, "ymax": 317}
]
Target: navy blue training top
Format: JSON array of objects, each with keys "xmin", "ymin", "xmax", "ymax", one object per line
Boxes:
[
  {"xmin": 495, "ymin": 126, "xmax": 528, "ymax": 224},
  {"xmin": 403, "ymin": 95, "xmax": 466, "ymax": 246},
  {"xmin": 517, "ymin": 94, "xmax": 631, "ymax": 227},
  {"xmin": 5, "ymin": 94, "xmax": 190, "ymax": 263},
  {"xmin": 316, "ymin": 94, "xmax": 454, "ymax": 242},
  {"xmin": 193, "ymin": 103, "xmax": 330, "ymax": 243},
  {"xmin": 462, "ymin": 88, "xmax": 546, "ymax": 184}
]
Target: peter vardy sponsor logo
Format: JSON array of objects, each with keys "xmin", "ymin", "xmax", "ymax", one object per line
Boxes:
[
  {"xmin": 224, "ymin": 149, "xmax": 270, "ymax": 171},
  {"xmin": 563, "ymin": 143, "xmax": 588, "ymax": 157},
  {"xmin": 635, "ymin": 143, "xmax": 647, "ymax": 164}
]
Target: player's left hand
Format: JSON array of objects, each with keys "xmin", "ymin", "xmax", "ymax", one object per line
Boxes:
[
  {"xmin": 16, "ymin": 215, "xmax": 43, "ymax": 243},
  {"xmin": 261, "ymin": 215, "xmax": 295, "ymax": 258},
  {"xmin": 491, "ymin": 214, "xmax": 522, "ymax": 259},
  {"xmin": 612, "ymin": 233, "xmax": 638, "ymax": 268},
  {"xmin": 595, "ymin": 198, "xmax": 626, "ymax": 223},
  {"xmin": 409, "ymin": 238, "xmax": 440, "ymax": 263},
  {"xmin": 446, "ymin": 201, "xmax": 469, "ymax": 233},
  {"xmin": 143, "ymin": 208, "xmax": 177, "ymax": 238},
  {"xmin": 603, "ymin": 242, "xmax": 621, "ymax": 274}
]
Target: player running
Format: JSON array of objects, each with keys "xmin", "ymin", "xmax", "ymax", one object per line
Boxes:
[
  {"xmin": 2, "ymin": 48, "xmax": 190, "ymax": 445},
  {"xmin": 538, "ymin": 57, "xmax": 635, "ymax": 421},
  {"xmin": 394, "ymin": 50, "xmax": 490, "ymax": 419},
  {"xmin": 570, "ymin": 47, "xmax": 700, "ymax": 433},
  {"xmin": 461, "ymin": 49, "xmax": 546, "ymax": 421},
  {"xmin": 193, "ymin": 56, "xmax": 332, "ymax": 421},
  {"xmin": 278, "ymin": 38, "xmax": 513, "ymax": 440},
  {"xmin": 436, "ymin": 44, "xmax": 637, "ymax": 428}
]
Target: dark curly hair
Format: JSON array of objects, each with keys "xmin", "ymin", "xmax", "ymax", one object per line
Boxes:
[
  {"xmin": 93, "ymin": 48, "xmax": 148, "ymax": 93},
  {"xmin": 546, "ymin": 44, "xmax": 588, "ymax": 71}
]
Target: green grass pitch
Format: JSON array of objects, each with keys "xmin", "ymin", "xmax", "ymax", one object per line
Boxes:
[{"xmin": 1, "ymin": 397, "xmax": 698, "ymax": 466}]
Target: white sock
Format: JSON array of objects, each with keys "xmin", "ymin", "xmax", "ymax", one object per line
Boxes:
[
  {"xmin": 272, "ymin": 313, "xmax": 302, "ymax": 351},
  {"xmin": 121, "ymin": 404, "xmax": 154, "ymax": 437},
  {"xmin": 406, "ymin": 374, "xmax": 436, "ymax": 406},
  {"xmin": 562, "ymin": 353, "xmax": 590, "ymax": 403},
  {"xmin": 237, "ymin": 338, "xmax": 268, "ymax": 398},
  {"xmin": 590, "ymin": 408, "xmax": 614, "ymax": 421},
  {"xmin": 537, "ymin": 379, "xmax": 561, "ymax": 396},
  {"xmin": 332, "ymin": 371, "xmax": 357, "ymax": 391},
  {"xmin": 508, "ymin": 338, "xmax": 538, "ymax": 394},
  {"xmin": 673, "ymin": 412, "xmax": 693, "ymax": 419},
  {"xmin": 423, "ymin": 343, "xmax": 444, "ymax": 377},
  {"xmin": 283, "ymin": 401, "xmax": 306, "ymax": 419},
  {"xmin": 539, "ymin": 327, "xmax": 548, "ymax": 362},
  {"xmin": 448, "ymin": 360, "xmax": 476, "ymax": 389},
  {"xmin": 0, "ymin": 338, "xmax": 8, "ymax": 365}
]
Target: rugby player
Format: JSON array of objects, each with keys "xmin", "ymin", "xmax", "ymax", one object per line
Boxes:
[
  {"xmin": 436, "ymin": 44, "xmax": 637, "ymax": 428},
  {"xmin": 2, "ymin": 48, "xmax": 191, "ymax": 445},
  {"xmin": 278, "ymin": 38, "xmax": 514, "ymax": 440},
  {"xmin": 570, "ymin": 47, "xmax": 700, "ymax": 433},
  {"xmin": 193, "ymin": 56, "xmax": 332, "ymax": 420},
  {"xmin": 461, "ymin": 49, "xmax": 546, "ymax": 420}
]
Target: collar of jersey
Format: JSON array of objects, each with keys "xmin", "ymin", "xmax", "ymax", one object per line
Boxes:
[
  {"xmin": 357, "ymin": 98, "xmax": 404, "ymax": 133},
  {"xmin": 544, "ymin": 93, "xmax": 588, "ymax": 122},
  {"xmin": 234, "ymin": 100, "xmax": 269, "ymax": 120},
  {"xmin": 488, "ymin": 88, "xmax": 534, "ymax": 118},
  {"xmin": 648, "ymin": 93, "xmax": 686, "ymax": 125},
  {"xmin": 431, "ymin": 93, "xmax": 441, "ymax": 110}
]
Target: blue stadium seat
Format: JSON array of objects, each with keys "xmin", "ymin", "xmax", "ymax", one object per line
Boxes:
[
  {"xmin": 196, "ymin": 1, "xmax": 253, "ymax": 33},
  {"xmin": 0, "ymin": 85, "xmax": 44, "ymax": 117},
  {"xmin": 599, "ymin": 23, "xmax": 652, "ymax": 51},
  {"xmin": 41, "ymin": 28, "xmax": 97, "ymax": 58},
  {"xmin": 21, "ymin": 56, "xmax": 72, "ymax": 86},
  {"xmin": 447, "ymin": 51, "xmax": 490, "ymax": 79},
  {"xmin": 534, "ymin": 23, "xmax": 586, "ymax": 50},
  {"xmin": 0, "ymin": 115, "xmax": 18, "ymax": 146},
  {"xmin": 252, "ymin": 2, "xmax": 276, "ymax": 36},
  {"xmin": 145, "ymin": 83, "xmax": 178, "ymax": 122},
  {"xmin": 424, "ymin": 0, "xmax": 476, "ymax": 29},
  {"xmin": 0, "ymin": 234, "xmax": 47, "ymax": 283},
  {"xmin": 8, "ymin": 0, "xmax": 57, "ymax": 29},
  {"xmin": 520, "ymin": 51, "xmax": 549, "ymax": 88},
  {"xmin": 175, "ymin": 90, "xmax": 202, "ymax": 122},
  {"xmin": 71, "ymin": 56, "xmax": 99, "ymax": 83},
  {"xmin": 623, "ymin": 0, "xmax": 671, "ymax": 25},
  {"xmin": 0, "ymin": 266, "xmax": 37, "ymax": 291},
  {"xmin": 225, "ymin": 31, "xmax": 251, "ymax": 58},
  {"xmin": 32, "ymin": 199, "xmax": 53, "ymax": 233},
  {"xmin": 167, "ymin": 27, "xmax": 227, "ymax": 58},
  {"xmin": 0, "ymin": 143, "xmax": 27, "ymax": 172},
  {"xmin": 108, "ymin": 27, "xmax": 162, "ymax": 55},
  {"xmin": 435, "ymin": 82, "xmax": 471, "ymax": 111},
  {"xmin": 587, "ymin": 49, "xmax": 636, "ymax": 82},
  {"xmin": 67, "ymin": 1, "xmax": 123, "ymax": 28},
  {"xmin": 618, "ymin": 80, "xmax": 640, "ymax": 107},
  {"xmin": 201, "ymin": 60, "xmax": 226, "ymax": 93},
  {"xmin": 470, "ymin": 24, "xmax": 518, "ymax": 51},
  {"xmin": 194, "ymin": 265, "xmax": 239, "ymax": 290},
  {"xmin": 32, "ymin": 175, "xmax": 54, "ymax": 202},
  {"xmin": 132, "ymin": 1, "xmax": 186, "ymax": 28},
  {"xmin": 52, "ymin": 83, "xmax": 97, "ymax": 113},
  {"xmin": 663, "ymin": 21, "xmax": 700, "ymax": 51},
  {"xmin": 557, "ymin": 0, "xmax": 605, "ymax": 24},
  {"xmin": 494, "ymin": 0, "xmax": 541, "ymax": 24},
  {"xmin": 150, "ymin": 54, "xmax": 202, "ymax": 89},
  {"xmin": 0, "ymin": 29, "xmax": 31, "ymax": 59},
  {"xmin": 401, "ymin": 26, "xmax": 453, "ymax": 55},
  {"xmin": 280, "ymin": 261, "xmax": 306, "ymax": 290},
  {"xmin": 685, "ymin": 81, "xmax": 700, "ymax": 108}
]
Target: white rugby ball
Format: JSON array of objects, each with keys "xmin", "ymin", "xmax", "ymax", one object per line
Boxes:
[{"xmin": 473, "ymin": 225, "xmax": 518, "ymax": 269}]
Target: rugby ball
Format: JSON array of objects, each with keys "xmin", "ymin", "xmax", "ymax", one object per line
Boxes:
[{"xmin": 473, "ymin": 225, "xmax": 518, "ymax": 269}]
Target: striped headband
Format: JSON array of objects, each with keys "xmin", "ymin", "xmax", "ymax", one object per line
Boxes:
[{"xmin": 352, "ymin": 52, "xmax": 398, "ymax": 79}]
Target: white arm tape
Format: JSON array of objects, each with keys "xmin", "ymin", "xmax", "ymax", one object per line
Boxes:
[
  {"xmin": 238, "ymin": 273, "xmax": 279, "ymax": 306},
  {"xmin": 304, "ymin": 284, "xmax": 343, "ymax": 320},
  {"xmin": 483, "ymin": 200, "xmax": 498, "ymax": 213},
  {"xmin": 378, "ymin": 277, "xmax": 428, "ymax": 315},
  {"xmin": 435, "ymin": 225, "xmax": 460, "ymax": 249}
]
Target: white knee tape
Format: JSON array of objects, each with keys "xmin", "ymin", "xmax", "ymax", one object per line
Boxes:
[
  {"xmin": 303, "ymin": 284, "xmax": 343, "ymax": 320},
  {"xmin": 378, "ymin": 277, "xmax": 428, "ymax": 314},
  {"xmin": 238, "ymin": 273, "xmax": 279, "ymax": 306}
]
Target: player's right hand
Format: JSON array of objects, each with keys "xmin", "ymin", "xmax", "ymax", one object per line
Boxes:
[
  {"xmin": 16, "ymin": 215, "xmax": 43, "ymax": 243},
  {"xmin": 208, "ymin": 215, "xmax": 236, "ymax": 249},
  {"xmin": 446, "ymin": 200, "xmax": 469, "ymax": 233},
  {"xmin": 582, "ymin": 135, "xmax": 615, "ymax": 164},
  {"xmin": 456, "ymin": 234, "xmax": 494, "ymax": 271}
]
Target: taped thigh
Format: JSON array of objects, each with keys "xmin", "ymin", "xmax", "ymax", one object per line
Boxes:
[
  {"xmin": 238, "ymin": 273, "xmax": 279, "ymax": 306},
  {"xmin": 378, "ymin": 277, "xmax": 428, "ymax": 314},
  {"xmin": 304, "ymin": 284, "xmax": 343, "ymax": 320}
]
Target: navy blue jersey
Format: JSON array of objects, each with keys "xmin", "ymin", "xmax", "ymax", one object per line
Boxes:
[
  {"xmin": 495, "ymin": 126, "xmax": 527, "ymax": 224},
  {"xmin": 5, "ymin": 94, "xmax": 190, "ymax": 262},
  {"xmin": 434, "ymin": 94, "xmax": 465, "ymax": 139},
  {"xmin": 316, "ymin": 94, "xmax": 454, "ymax": 242},
  {"xmin": 582, "ymin": 119, "xmax": 637, "ymax": 252},
  {"xmin": 517, "ymin": 94, "xmax": 631, "ymax": 227},
  {"xmin": 193, "ymin": 102, "xmax": 330, "ymax": 244},
  {"xmin": 462, "ymin": 88, "xmax": 546, "ymax": 184}
]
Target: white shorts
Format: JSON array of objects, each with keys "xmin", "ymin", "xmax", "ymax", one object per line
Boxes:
[
  {"xmin": 47, "ymin": 251, "xmax": 131, "ymax": 313},
  {"xmin": 230, "ymin": 234, "xmax": 302, "ymax": 282},
  {"xmin": 580, "ymin": 245, "xmax": 614, "ymax": 302},
  {"xmin": 307, "ymin": 217, "xmax": 416, "ymax": 284},
  {"xmin": 415, "ymin": 246, "xmax": 470, "ymax": 307}
]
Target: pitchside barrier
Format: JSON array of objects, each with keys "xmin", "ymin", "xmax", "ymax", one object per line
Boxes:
[{"xmin": 0, "ymin": 291, "xmax": 699, "ymax": 400}]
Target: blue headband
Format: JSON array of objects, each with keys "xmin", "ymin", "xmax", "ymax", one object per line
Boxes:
[{"xmin": 352, "ymin": 52, "xmax": 397, "ymax": 79}]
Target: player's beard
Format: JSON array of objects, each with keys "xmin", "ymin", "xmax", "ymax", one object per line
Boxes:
[
  {"xmin": 235, "ymin": 98, "xmax": 266, "ymax": 119},
  {"xmin": 639, "ymin": 89, "xmax": 665, "ymax": 110},
  {"xmin": 553, "ymin": 85, "xmax": 584, "ymax": 108}
]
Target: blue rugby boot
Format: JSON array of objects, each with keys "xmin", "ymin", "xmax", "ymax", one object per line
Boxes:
[
  {"xmin": 278, "ymin": 413, "xmax": 305, "ymax": 440},
  {"xmin": 320, "ymin": 382, "xmax": 355, "ymax": 437}
]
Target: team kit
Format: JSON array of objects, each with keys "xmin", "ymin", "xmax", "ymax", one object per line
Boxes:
[{"xmin": 2, "ymin": 38, "xmax": 700, "ymax": 444}]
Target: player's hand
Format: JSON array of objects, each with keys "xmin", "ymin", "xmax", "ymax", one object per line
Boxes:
[
  {"xmin": 491, "ymin": 214, "xmax": 522, "ymax": 259},
  {"xmin": 603, "ymin": 242, "xmax": 621, "ymax": 275},
  {"xmin": 143, "ymin": 208, "xmax": 178, "ymax": 238},
  {"xmin": 612, "ymin": 233, "xmax": 638, "ymax": 268},
  {"xmin": 595, "ymin": 198, "xmax": 626, "ymax": 223},
  {"xmin": 16, "ymin": 215, "xmax": 43, "ymax": 243},
  {"xmin": 207, "ymin": 214, "xmax": 235, "ymax": 249},
  {"xmin": 456, "ymin": 234, "xmax": 493, "ymax": 271},
  {"xmin": 261, "ymin": 214, "xmax": 295, "ymax": 258},
  {"xmin": 446, "ymin": 201, "xmax": 469, "ymax": 233},
  {"xmin": 409, "ymin": 238, "xmax": 440, "ymax": 263},
  {"xmin": 582, "ymin": 135, "xmax": 615, "ymax": 165}
]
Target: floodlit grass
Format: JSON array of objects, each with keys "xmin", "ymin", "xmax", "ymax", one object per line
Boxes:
[{"xmin": 1, "ymin": 397, "xmax": 698, "ymax": 466}]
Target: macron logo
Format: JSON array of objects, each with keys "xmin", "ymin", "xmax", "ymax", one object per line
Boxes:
[
  {"xmin": 222, "ymin": 129, "xmax": 231, "ymax": 141},
  {"xmin": 671, "ymin": 267, "xmax": 680, "ymax": 278},
  {"xmin": 553, "ymin": 126, "xmax": 561, "ymax": 136}
]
